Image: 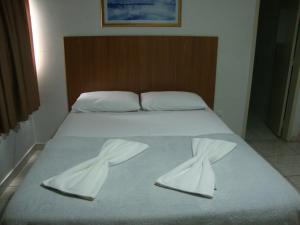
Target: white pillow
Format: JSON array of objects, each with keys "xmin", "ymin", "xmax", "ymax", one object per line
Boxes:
[
  {"xmin": 72, "ymin": 91, "xmax": 140, "ymax": 112},
  {"xmin": 141, "ymin": 91, "xmax": 207, "ymax": 111}
]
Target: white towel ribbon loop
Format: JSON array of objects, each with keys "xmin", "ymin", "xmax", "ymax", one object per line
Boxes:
[
  {"xmin": 156, "ymin": 138, "xmax": 237, "ymax": 198},
  {"xmin": 42, "ymin": 139, "xmax": 148, "ymax": 200}
]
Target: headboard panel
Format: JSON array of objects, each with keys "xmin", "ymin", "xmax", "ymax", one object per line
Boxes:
[{"xmin": 64, "ymin": 36, "xmax": 218, "ymax": 109}]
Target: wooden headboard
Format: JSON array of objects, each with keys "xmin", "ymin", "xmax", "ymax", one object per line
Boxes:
[{"xmin": 64, "ymin": 36, "xmax": 218, "ymax": 109}]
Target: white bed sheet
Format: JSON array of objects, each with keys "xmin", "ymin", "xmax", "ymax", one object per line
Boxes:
[{"xmin": 55, "ymin": 109, "xmax": 232, "ymax": 138}]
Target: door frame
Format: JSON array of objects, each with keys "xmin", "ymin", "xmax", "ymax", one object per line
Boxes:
[
  {"xmin": 282, "ymin": 10, "xmax": 300, "ymax": 140},
  {"xmin": 241, "ymin": 0, "xmax": 261, "ymax": 138}
]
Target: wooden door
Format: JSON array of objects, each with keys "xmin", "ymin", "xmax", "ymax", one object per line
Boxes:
[
  {"xmin": 282, "ymin": 23, "xmax": 300, "ymax": 139},
  {"xmin": 266, "ymin": 0, "xmax": 300, "ymax": 136}
]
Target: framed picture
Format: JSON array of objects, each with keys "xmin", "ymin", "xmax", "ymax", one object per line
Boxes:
[{"xmin": 101, "ymin": 0, "xmax": 182, "ymax": 27}]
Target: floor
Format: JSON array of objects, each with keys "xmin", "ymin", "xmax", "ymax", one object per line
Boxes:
[
  {"xmin": 0, "ymin": 121, "xmax": 300, "ymax": 218},
  {"xmin": 246, "ymin": 114, "xmax": 300, "ymax": 192},
  {"xmin": 0, "ymin": 149, "xmax": 42, "ymax": 218}
]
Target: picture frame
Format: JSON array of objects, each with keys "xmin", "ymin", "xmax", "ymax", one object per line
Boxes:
[{"xmin": 101, "ymin": 0, "xmax": 182, "ymax": 27}]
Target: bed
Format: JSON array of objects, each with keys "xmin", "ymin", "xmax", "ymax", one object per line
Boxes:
[{"xmin": 1, "ymin": 36, "xmax": 300, "ymax": 225}]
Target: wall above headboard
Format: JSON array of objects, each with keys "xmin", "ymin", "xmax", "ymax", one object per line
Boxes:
[{"xmin": 64, "ymin": 36, "xmax": 218, "ymax": 109}]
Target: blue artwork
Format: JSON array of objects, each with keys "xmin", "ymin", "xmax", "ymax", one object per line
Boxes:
[{"xmin": 102, "ymin": 0, "xmax": 181, "ymax": 26}]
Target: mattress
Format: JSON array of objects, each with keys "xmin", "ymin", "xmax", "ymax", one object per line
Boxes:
[
  {"xmin": 55, "ymin": 109, "xmax": 232, "ymax": 138},
  {"xmin": 1, "ymin": 109, "xmax": 300, "ymax": 225}
]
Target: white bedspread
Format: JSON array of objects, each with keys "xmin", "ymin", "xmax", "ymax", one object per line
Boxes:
[
  {"xmin": 55, "ymin": 109, "xmax": 232, "ymax": 138},
  {"xmin": 3, "ymin": 134, "xmax": 300, "ymax": 225}
]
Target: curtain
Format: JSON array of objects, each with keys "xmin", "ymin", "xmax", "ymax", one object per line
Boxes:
[{"xmin": 0, "ymin": 0, "xmax": 40, "ymax": 134}]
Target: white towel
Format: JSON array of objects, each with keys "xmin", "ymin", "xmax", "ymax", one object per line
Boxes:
[
  {"xmin": 156, "ymin": 138, "xmax": 236, "ymax": 198},
  {"xmin": 42, "ymin": 139, "xmax": 148, "ymax": 200}
]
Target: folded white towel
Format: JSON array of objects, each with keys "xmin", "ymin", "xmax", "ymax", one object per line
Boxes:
[
  {"xmin": 156, "ymin": 138, "xmax": 236, "ymax": 198},
  {"xmin": 42, "ymin": 139, "xmax": 148, "ymax": 200}
]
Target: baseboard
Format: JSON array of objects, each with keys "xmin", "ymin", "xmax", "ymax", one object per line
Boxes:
[{"xmin": 0, "ymin": 144, "xmax": 44, "ymax": 195}]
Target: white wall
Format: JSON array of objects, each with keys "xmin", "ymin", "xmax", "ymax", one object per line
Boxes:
[
  {"xmin": 29, "ymin": 0, "xmax": 259, "ymax": 142},
  {"xmin": 0, "ymin": 118, "xmax": 35, "ymax": 182}
]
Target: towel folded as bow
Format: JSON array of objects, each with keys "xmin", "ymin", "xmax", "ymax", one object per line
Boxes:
[
  {"xmin": 156, "ymin": 138, "xmax": 237, "ymax": 198},
  {"xmin": 42, "ymin": 139, "xmax": 148, "ymax": 200}
]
